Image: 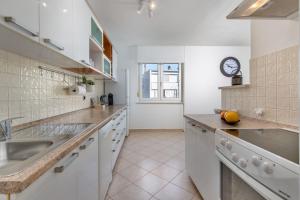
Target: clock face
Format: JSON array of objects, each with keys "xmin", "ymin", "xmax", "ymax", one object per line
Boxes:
[{"xmin": 220, "ymin": 57, "xmax": 240, "ymax": 77}]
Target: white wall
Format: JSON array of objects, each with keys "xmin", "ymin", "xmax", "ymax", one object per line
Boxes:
[
  {"xmin": 114, "ymin": 45, "xmax": 250, "ymax": 129},
  {"xmin": 131, "ymin": 46, "xmax": 185, "ymax": 129},
  {"xmin": 184, "ymin": 46, "xmax": 250, "ymax": 115},
  {"xmin": 251, "ymin": 20, "xmax": 299, "ymax": 58}
]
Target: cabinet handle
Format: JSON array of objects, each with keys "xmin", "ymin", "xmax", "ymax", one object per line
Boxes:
[
  {"xmin": 4, "ymin": 17, "xmax": 39, "ymax": 37},
  {"xmin": 112, "ymin": 139, "xmax": 116, "ymax": 142},
  {"xmin": 117, "ymin": 139, "xmax": 121, "ymax": 144},
  {"xmin": 54, "ymin": 152, "xmax": 79, "ymax": 173},
  {"xmin": 81, "ymin": 60, "xmax": 91, "ymax": 66},
  {"xmin": 116, "ymin": 122, "xmax": 121, "ymax": 126},
  {"xmin": 43, "ymin": 38, "xmax": 64, "ymax": 51},
  {"xmin": 202, "ymin": 129, "xmax": 207, "ymax": 133},
  {"xmin": 79, "ymin": 137, "xmax": 95, "ymax": 150},
  {"xmin": 112, "ymin": 149, "xmax": 116, "ymax": 152}
]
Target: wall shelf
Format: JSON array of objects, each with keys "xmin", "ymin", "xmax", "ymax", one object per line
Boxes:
[{"xmin": 218, "ymin": 84, "xmax": 250, "ymax": 90}]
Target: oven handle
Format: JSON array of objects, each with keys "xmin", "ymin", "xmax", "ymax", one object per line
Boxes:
[{"xmin": 216, "ymin": 150, "xmax": 282, "ymax": 200}]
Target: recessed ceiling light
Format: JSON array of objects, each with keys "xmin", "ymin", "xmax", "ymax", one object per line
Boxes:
[
  {"xmin": 42, "ymin": 2, "xmax": 47, "ymax": 7},
  {"xmin": 62, "ymin": 8, "xmax": 68, "ymax": 13},
  {"xmin": 149, "ymin": 0, "xmax": 156, "ymax": 10}
]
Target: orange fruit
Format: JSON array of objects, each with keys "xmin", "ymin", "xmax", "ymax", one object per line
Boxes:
[
  {"xmin": 220, "ymin": 111, "xmax": 227, "ymax": 120},
  {"xmin": 224, "ymin": 111, "xmax": 240, "ymax": 124}
]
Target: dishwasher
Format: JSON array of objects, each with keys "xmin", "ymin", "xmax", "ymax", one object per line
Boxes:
[{"xmin": 99, "ymin": 121, "xmax": 113, "ymax": 200}]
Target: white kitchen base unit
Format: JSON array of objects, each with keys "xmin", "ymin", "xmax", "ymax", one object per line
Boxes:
[
  {"xmin": 12, "ymin": 131, "xmax": 99, "ymax": 200},
  {"xmin": 99, "ymin": 121, "xmax": 113, "ymax": 200},
  {"xmin": 111, "ymin": 109, "xmax": 127, "ymax": 167},
  {"xmin": 5, "ymin": 107, "xmax": 128, "ymax": 200},
  {"xmin": 185, "ymin": 119, "xmax": 220, "ymax": 200}
]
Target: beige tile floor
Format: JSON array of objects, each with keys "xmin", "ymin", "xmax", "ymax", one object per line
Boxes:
[{"xmin": 106, "ymin": 131, "xmax": 203, "ymax": 200}]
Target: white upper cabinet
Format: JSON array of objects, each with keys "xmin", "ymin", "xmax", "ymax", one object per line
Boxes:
[
  {"xmin": 73, "ymin": 0, "xmax": 92, "ymax": 65},
  {"xmin": 39, "ymin": 0, "xmax": 74, "ymax": 58},
  {"xmin": 0, "ymin": 0, "xmax": 39, "ymax": 41},
  {"xmin": 112, "ymin": 48, "xmax": 118, "ymax": 81}
]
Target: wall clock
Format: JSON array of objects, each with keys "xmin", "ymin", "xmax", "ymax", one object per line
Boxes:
[{"xmin": 220, "ymin": 57, "xmax": 241, "ymax": 77}]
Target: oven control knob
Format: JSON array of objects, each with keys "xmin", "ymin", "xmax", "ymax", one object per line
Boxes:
[
  {"xmin": 231, "ymin": 153, "xmax": 239, "ymax": 163},
  {"xmin": 263, "ymin": 162, "xmax": 274, "ymax": 175},
  {"xmin": 239, "ymin": 159, "xmax": 247, "ymax": 168},
  {"xmin": 251, "ymin": 156, "xmax": 261, "ymax": 167},
  {"xmin": 226, "ymin": 142, "xmax": 233, "ymax": 151},
  {"xmin": 220, "ymin": 139, "xmax": 227, "ymax": 146}
]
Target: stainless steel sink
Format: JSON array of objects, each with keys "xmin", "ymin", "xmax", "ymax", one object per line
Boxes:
[
  {"xmin": 0, "ymin": 123, "xmax": 93, "ymax": 176},
  {"xmin": 0, "ymin": 140, "xmax": 53, "ymax": 162}
]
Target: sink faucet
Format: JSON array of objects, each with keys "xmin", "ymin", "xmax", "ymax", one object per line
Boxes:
[{"xmin": 0, "ymin": 117, "xmax": 23, "ymax": 140}]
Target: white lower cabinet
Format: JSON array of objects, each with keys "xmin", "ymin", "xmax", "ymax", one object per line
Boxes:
[
  {"xmin": 12, "ymin": 131, "xmax": 99, "ymax": 200},
  {"xmin": 9, "ymin": 108, "xmax": 128, "ymax": 200},
  {"xmin": 77, "ymin": 133, "xmax": 99, "ymax": 200},
  {"xmin": 13, "ymin": 149, "xmax": 80, "ymax": 200},
  {"xmin": 99, "ymin": 121, "xmax": 113, "ymax": 200},
  {"xmin": 185, "ymin": 120, "xmax": 220, "ymax": 200}
]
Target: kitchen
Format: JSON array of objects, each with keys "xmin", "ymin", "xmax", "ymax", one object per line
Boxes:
[{"xmin": 0, "ymin": 0, "xmax": 299, "ymax": 200}]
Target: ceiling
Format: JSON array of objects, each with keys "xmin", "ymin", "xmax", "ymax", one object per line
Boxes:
[{"xmin": 87, "ymin": 0, "xmax": 251, "ymax": 47}]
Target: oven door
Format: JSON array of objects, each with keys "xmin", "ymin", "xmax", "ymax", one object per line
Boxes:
[{"xmin": 216, "ymin": 151, "xmax": 284, "ymax": 200}]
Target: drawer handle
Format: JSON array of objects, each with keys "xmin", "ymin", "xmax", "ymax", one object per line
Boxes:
[
  {"xmin": 116, "ymin": 122, "xmax": 121, "ymax": 126},
  {"xmin": 54, "ymin": 152, "xmax": 79, "ymax": 173},
  {"xmin": 117, "ymin": 139, "xmax": 121, "ymax": 144},
  {"xmin": 112, "ymin": 149, "xmax": 116, "ymax": 152},
  {"xmin": 112, "ymin": 139, "xmax": 116, "ymax": 142},
  {"xmin": 4, "ymin": 16, "xmax": 39, "ymax": 37},
  {"xmin": 43, "ymin": 38, "xmax": 64, "ymax": 51},
  {"xmin": 79, "ymin": 137, "xmax": 95, "ymax": 150}
]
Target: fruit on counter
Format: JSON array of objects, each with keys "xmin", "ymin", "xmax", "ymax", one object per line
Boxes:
[
  {"xmin": 220, "ymin": 111, "xmax": 227, "ymax": 120},
  {"xmin": 224, "ymin": 111, "xmax": 240, "ymax": 124}
]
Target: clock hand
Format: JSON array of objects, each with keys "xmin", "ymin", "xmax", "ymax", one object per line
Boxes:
[{"xmin": 226, "ymin": 64, "xmax": 234, "ymax": 68}]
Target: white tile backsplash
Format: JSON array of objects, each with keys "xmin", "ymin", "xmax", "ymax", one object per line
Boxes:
[
  {"xmin": 0, "ymin": 49, "xmax": 104, "ymax": 125},
  {"xmin": 221, "ymin": 46, "xmax": 299, "ymax": 126}
]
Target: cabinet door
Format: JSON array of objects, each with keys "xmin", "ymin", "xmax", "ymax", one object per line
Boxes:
[
  {"xmin": 185, "ymin": 121, "xmax": 192, "ymax": 174},
  {"xmin": 13, "ymin": 150, "xmax": 80, "ymax": 200},
  {"xmin": 99, "ymin": 126, "xmax": 113, "ymax": 200},
  {"xmin": 73, "ymin": 0, "xmax": 91, "ymax": 65},
  {"xmin": 0, "ymin": 0, "xmax": 39, "ymax": 41},
  {"xmin": 39, "ymin": 0, "xmax": 73, "ymax": 58},
  {"xmin": 112, "ymin": 48, "xmax": 118, "ymax": 80},
  {"xmin": 77, "ymin": 132, "xmax": 99, "ymax": 200}
]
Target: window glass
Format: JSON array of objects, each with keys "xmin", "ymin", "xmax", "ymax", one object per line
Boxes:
[
  {"xmin": 141, "ymin": 64, "xmax": 159, "ymax": 99},
  {"xmin": 162, "ymin": 64, "xmax": 180, "ymax": 99},
  {"xmin": 139, "ymin": 63, "xmax": 182, "ymax": 102}
]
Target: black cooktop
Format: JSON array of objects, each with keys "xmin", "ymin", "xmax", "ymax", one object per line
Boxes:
[{"xmin": 221, "ymin": 129, "xmax": 299, "ymax": 164}]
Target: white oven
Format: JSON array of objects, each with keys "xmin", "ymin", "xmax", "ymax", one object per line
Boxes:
[{"xmin": 215, "ymin": 129, "xmax": 299, "ymax": 200}]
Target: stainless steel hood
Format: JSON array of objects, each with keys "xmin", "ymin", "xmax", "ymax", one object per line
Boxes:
[{"xmin": 227, "ymin": 0, "xmax": 299, "ymax": 19}]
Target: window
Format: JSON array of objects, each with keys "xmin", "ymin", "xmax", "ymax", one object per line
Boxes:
[{"xmin": 139, "ymin": 63, "xmax": 182, "ymax": 103}]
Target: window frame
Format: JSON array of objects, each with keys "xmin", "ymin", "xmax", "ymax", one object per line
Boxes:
[{"xmin": 138, "ymin": 63, "xmax": 183, "ymax": 103}]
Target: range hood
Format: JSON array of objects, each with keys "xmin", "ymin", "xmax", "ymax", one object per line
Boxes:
[{"xmin": 227, "ymin": 0, "xmax": 299, "ymax": 19}]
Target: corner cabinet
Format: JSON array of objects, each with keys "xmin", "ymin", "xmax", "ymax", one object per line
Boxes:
[
  {"xmin": 39, "ymin": 0, "xmax": 74, "ymax": 58},
  {"xmin": 185, "ymin": 119, "xmax": 220, "ymax": 200},
  {"xmin": 0, "ymin": 0, "xmax": 39, "ymax": 41}
]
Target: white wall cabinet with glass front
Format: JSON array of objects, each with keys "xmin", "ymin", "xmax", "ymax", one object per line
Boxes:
[
  {"xmin": 0, "ymin": 0, "xmax": 40, "ymax": 42},
  {"xmin": 39, "ymin": 0, "xmax": 74, "ymax": 58}
]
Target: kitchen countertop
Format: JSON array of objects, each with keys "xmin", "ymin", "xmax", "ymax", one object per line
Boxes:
[
  {"xmin": 0, "ymin": 105, "xmax": 126, "ymax": 194},
  {"xmin": 184, "ymin": 114, "xmax": 298, "ymax": 132}
]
